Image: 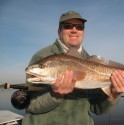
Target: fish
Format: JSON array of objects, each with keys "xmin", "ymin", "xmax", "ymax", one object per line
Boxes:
[{"xmin": 25, "ymin": 54, "xmax": 124, "ymax": 89}]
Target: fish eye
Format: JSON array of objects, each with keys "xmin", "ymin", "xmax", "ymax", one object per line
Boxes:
[{"xmin": 39, "ymin": 64, "xmax": 45, "ymax": 69}]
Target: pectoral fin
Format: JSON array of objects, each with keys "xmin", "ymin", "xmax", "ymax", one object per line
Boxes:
[{"xmin": 73, "ymin": 71, "xmax": 86, "ymax": 81}]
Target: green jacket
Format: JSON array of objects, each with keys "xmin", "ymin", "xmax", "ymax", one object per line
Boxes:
[{"xmin": 22, "ymin": 39, "xmax": 120, "ymax": 125}]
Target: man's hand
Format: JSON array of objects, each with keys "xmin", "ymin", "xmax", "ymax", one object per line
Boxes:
[
  {"xmin": 110, "ymin": 70, "xmax": 124, "ymax": 98},
  {"xmin": 52, "ymin": 71, "xmax": 76, "ymax": 97}
]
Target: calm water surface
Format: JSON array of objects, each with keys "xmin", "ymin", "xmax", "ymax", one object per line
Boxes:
[{"xmin": 0, "ymin": 89, "xmax": 25, "ymax": 115}]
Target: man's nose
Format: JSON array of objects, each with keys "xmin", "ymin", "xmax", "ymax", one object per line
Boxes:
[{"xmin": 71, "ymin": 26, "xmax": 77, "ymax": 31}]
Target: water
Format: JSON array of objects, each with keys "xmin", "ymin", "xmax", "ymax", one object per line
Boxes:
[{"xmin": 0, "ymin": 89, "xmax": 25, "ymax": 115}]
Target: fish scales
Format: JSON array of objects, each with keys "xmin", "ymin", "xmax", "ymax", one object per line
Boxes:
[{"xmin": 45, "ymin": 54, "xmax": 118, "ymax": 76}]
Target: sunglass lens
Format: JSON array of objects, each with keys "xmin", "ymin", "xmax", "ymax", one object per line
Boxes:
[
  {"xmin": 60, "ymin": 23, "xmax": 84, "ymax": 30},
  {"xmin": 76, "ymin": 24, "xmax": 84, "ymax": 30},
  {"xmin": 63, "ymin": 24, "xmax": 73, "ymax": 29}
]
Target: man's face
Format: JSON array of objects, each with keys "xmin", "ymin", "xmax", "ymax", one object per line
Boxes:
[{"xmin": 58, "ymin": 19, "xmax": 84, "ymax": 48}]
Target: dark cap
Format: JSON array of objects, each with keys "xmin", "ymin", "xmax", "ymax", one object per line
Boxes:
[{"xmin": 59, "ymin": 11, "xmax": 87, "ymax": 24}]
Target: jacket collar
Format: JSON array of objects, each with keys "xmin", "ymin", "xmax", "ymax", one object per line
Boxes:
[{"xmin": 51, "ymin": 39, "xmax": 65, "ymax": 54}]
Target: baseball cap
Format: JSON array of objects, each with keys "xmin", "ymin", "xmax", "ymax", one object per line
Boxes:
[{"xmin": 59, "ymin": 11, "xmax": 87, "ymax": 24}]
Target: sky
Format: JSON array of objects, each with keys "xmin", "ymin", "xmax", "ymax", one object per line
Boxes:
[{"xmin": 0, "ymin": 0, "xmax": 124, "ymax": 84}]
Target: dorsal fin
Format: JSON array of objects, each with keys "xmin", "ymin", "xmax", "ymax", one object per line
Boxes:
[
  {"xmin": 88, "ymin": 55, "xmax": 124, "ymax": 69},
  {"xmin": 66, "ymin": 47, "xmax": 82, "ymax": 58}
]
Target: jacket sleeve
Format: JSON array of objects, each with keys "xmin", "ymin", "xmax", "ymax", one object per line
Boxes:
[
  {"xmin": 90, "ymin": 89, "xmax": 121, "ymax": 115},
  {"xmin": 27, "ymin": 89, "xmax": 63, "ymax": 114}
]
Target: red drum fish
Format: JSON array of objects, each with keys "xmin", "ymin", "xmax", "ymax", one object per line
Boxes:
[{"xmin": 25, "ymin": 54, "xmax": 124, "ymax": 89}]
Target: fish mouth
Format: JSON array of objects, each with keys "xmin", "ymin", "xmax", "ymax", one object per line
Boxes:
[
  {"xmin": 26, "ymin": 70, "xmax": 42, "ymax": 83},
  {"xmin": 26, "ymin": 71, "xmax": 55, "ymax": 84},
  {"xmin": 27, "ymin": 75, "xmax": 41, "ymax": 83}
]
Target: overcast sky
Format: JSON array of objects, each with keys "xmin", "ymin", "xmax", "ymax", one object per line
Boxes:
[{"xmin": 0, "ymin": 0, "xmax": 124, "ymax": 84}]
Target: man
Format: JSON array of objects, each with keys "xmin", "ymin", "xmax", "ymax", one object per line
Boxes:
[{"xmin": 22, "ymin": 11, "xmax": 124, "ymax": 125}]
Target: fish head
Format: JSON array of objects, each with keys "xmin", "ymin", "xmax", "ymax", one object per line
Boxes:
[{"xmin": 25, "ymin": 61, "xmax": 58, "ymax": 84}]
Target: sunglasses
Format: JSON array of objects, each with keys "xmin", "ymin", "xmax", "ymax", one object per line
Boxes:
[{"xmin": 59, "ymin": 23, "xmax": 85, "ymax": 30}]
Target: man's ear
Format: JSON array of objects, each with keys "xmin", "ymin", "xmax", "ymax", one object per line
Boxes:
[{"xmin": 58, "ymin": 28, "xmax": 61, "ymax": 35}]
